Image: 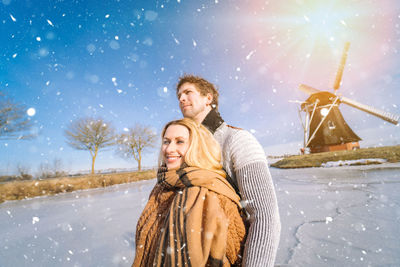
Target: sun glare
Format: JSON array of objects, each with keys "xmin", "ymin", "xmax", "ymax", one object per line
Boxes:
[
  {"xmin": 304, "ymin": 10, "xmax": 342, "ymax": 42},
  {"xmin": 297, "ymin": 2, "xmax": 351, "ymax": 49},
  {"xmin": 250, "ymin": 0, "xmax": 395, "ymax": 89}
]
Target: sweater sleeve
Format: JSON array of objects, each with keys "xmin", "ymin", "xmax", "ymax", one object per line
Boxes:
[{"xmin": 229, "ymin": 130, "xmax": 281, "ymax": 267}]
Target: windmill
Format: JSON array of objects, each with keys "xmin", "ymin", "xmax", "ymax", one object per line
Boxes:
[{"xmin": 298, "ymin": 42, "xmax": 399, "ymax": 154}]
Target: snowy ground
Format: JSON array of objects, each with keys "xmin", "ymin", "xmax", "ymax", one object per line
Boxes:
[{"xmin": 1, "ymin": 163, "xmax": 399, "ymax": 267}]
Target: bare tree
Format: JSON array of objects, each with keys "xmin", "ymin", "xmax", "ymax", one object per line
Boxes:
[
  {"xmin": 65, "ymin": 117, "xmax": 116, "ymax": 174},
  {"xmin": 0, "ymin": 92, "xmax": 33, "ymax": 140},
  {"xmin": 37, "ymin": 162, "xmax": 53, "ymax": 179},
  {"xmin": 116, "ymin": 124, "xmax": 157, "ymax": 171},
  {"xmin": 16, "ymin": 163, "xmax": 33, "ymax": 180},
  {"xmin": 51, "ymin": 158, "xmax": 67, "ymax": 178},
  {"xmin": 37, "ymin": 158, "xmax": 67, "ymax": 179}
]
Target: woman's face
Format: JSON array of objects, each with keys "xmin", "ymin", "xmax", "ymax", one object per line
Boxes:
[{"xmin": 162, "ymin": 124, "xmax": 190, "ymax": 169}]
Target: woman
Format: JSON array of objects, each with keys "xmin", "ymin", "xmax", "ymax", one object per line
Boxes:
[{"xmin": 132, "ymin": 118, "xmax": 247, "ymax": 267}]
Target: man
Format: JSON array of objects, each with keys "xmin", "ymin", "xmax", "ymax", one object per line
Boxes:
[{"xmin": 176, "ymin": 74, "xmax": 281, "ymax": 267}]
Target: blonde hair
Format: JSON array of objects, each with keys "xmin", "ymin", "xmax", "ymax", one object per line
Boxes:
[{"xmin": 159, "ymin": 118, "xmax": 225, "ymax": 177}]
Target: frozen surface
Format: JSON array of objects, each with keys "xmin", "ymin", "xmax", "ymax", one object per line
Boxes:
[
  {"xmin": 274, "ymin": 163, "xmax": 400, "ymax": 266},
  {"xmin": 0, "ymin": 179, "xmax": 156, "ymax": 267},
  {"xmin": 1, "ymin": 164, "xmax": 400, "ymax": 266}
]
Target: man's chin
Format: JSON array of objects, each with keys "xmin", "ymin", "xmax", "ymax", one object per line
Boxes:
[{"xmin": 182, "ymin": 111, "xmax": 195, "ymax": 119}]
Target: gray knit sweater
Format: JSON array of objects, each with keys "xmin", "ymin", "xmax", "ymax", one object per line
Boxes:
[{"xmin": 202, "ymin": 110, "xmax": 281, "ymax": 267}]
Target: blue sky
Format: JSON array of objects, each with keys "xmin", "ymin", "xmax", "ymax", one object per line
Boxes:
[{"xmin": 1, "ymin": 0, "xmax": 399, "ymax": 175}]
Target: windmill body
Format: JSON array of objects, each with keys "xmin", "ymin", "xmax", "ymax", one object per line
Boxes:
[
  {"xmin": 298, "ymin": 43, "xmax": 399, "ymax": 154},
  {"xmin": 301, "ymin": 91, "xmax": 361, "ymax": 153}
]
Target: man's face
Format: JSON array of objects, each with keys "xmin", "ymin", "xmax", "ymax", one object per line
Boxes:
[{"xmin": 177, "ymin": 83, "xmax": 212, "ymax": 123}]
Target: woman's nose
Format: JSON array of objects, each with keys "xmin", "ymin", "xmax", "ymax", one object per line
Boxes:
[{"xmin": 165, "ymin": 142, "xmax": 176, "ymax": 152}]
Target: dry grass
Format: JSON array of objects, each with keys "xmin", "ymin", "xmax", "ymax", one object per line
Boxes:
[
  {"xmin": 271, "ymin": 145, "xmax": 400, "ymax": 169},
  {"xmin": 0, "ymin": 169, "xmax": 156, "ymax": 204}
]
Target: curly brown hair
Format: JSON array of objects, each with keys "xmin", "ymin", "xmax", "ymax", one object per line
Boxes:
[{"xmin": 176, "ymin": 74, "xmax": 219, "ymax": 109}]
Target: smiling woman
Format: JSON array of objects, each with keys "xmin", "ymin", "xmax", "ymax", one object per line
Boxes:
[{"xmin": 133, "ymin": 118, "xmax": 247, "ymax": 266}]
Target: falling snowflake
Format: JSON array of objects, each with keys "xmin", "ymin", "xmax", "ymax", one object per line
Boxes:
[
  {"xmin": 27, "ymin": 108, "xmax": 36, "ymax": 116},
  {"xmin": 325, "ymin": 216, "xmax": 333, "ymax": 224},
  {"xmin": 10, "ymin": 14, "xmax": 16, "ymax": 22},
  {"xmin": 109, "ymin": 40, "xmax": 120, "ymax": 50},
  {"xmin": 246, "ymin": 50, "xmax": 256, "ymax": 60},
  {"xmin": 47, "ymin": 19, "xmax": 54, "ymax": 27},
  {"xmin": 32, "ymin": 217, "xmax": 40, "ymax": 224},
  {"xmin": 172, "ymin": 34, "xmax": 180, "ymax": 45},
  {"xmin": 144, "ymin": 10, "xmax": 158, "ymax": 21},
  {"xmin": 6, "ymin": 210, "xmax": 12, "ymax": 218},
  {"xmin": 112, "ymin": 77, "xmax": 118, "ymax": 86}
]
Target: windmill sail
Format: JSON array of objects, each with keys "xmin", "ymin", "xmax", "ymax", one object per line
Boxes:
[
  {"xmin": 341, "ymin": 96, "xmax": 399, "ymax": 125},
  {"xmin": 333, "ymin": 42, "xmax": 350, "ymax": 91},
  {"xmin": 299, "ymin": 84, "xmax": 321, "ymax": 95}
]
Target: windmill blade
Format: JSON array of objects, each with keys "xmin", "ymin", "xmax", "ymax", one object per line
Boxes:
[
  {"xmin": 299, "ymin": 84, "xmax": 321, "ymax": 95},
  {"xmin": 333, "ymin": 42, "xmax": 350, "ymax": 91},
  {"xmin": 341, "ymin": 96, "xmax": 399, "ymax": 125}
]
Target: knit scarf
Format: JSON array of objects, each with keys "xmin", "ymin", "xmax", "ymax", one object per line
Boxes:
[{"xmin": 132, "ymin": 166, "xmax": 247, "ymax": 267}]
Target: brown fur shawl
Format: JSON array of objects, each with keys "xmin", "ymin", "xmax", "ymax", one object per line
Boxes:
[{"xmin": 132, "ymin": 166, "xmax": 246, "ymax": 267}]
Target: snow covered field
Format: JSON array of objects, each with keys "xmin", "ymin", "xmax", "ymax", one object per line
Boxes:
[{"xmin": 1, "ymin": 163, "xmax": 400, "ymax": 266}]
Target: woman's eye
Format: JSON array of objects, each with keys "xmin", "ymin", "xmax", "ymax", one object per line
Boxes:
[
  {"xmin": 163, "ymin": 140, "xmax": 170, "ymax": 145},
  {"xmin": 177, "ymin": 140, "xmax": 185, "ymax": 144}
]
